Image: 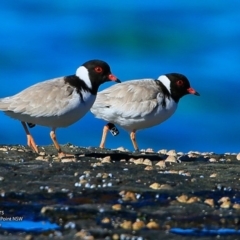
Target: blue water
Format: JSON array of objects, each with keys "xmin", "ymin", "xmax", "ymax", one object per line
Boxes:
[
  {"xmin": 0, "ymin": 1, "xmax": 240, "ymax": 153},
  {"xmin": 0, "ymin": 220, "xmax": 59, "ymax": 232}
]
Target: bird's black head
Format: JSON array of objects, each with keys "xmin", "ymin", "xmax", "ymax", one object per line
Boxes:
[
  {"xmin": 81, "ymin": 60, "xmax": 120, "ymax": 92},
  {"xmin": 163, "ymin": 73, "xmax": 200, "ymax": 102}
]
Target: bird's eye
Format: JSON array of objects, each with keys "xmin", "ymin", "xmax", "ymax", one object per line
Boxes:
[
  {"xmin": 95, "ymin": 67, "xmax": 103, "ymax": 73},
  {"xmin": 176, "ymin": 80, "xmax": 184, "ymax": 86}
]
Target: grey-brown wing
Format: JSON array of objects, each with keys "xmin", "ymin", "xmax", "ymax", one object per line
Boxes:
[
  {"xmin": 92, "ymin": 79, "xmax": 162, "ymax": 118},
  {"xmin": 0, "ymin": 77, "xmax": 75, "ymax": 117}
]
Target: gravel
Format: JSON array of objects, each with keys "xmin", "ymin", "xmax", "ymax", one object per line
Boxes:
[{"xmin": 0, "ymin": 144, "xmax": 240, "ymax": 240}]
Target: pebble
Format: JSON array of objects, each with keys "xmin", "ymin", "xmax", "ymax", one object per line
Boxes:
[
  {"xmin": 209, "ymin": 158, "xmax": 217, "ymax": 162},
  {"xmin": 112, "ymin": 204, "xmax": 122, "ymax": 211},
  {"xmin": 204, "ymin": 198, "xmax": 215, "ymax": 208},
  {"xmin": 40, "ymin": 206, "xmax": 54, "ymax": 214},
  {"xmin": 144, "ymin": 166, "xmax": 153, "ymax": 170},
  {"xmin": 61, "ymin": 158, "xmax": 76, "ymax": 163},
  {"xmin": 120, "ymin": 220, "xmax": 132, "ymax": 230},
  {"xmin": 101, "ymin": 217, "xmax": 110, "ymax": 224},
  {"xmin": 0, "ymin": 147, "xmax": 7, "ymax": 152},
  {"xmin": 158, "ymin": 149, "xmax": 167, "ymax": 154},
  {"xmin": 210, "ymin": 173, "xmax": 217, "ymax": 178},
  {"xmin": 146, "ymin": 220, "xmax": 159, "ymax": 229},
  {"xmin": 155, "ymin": 160, "xmax": 166, "ymax": 168},
  {"xmin": 116, "ymin": 147, "xmax": 128, "ymax": 152},
  {"xmin": 101, "ymin": 156, "xmax": 111, "ymax": 163},
  {"xmin": 145, "ymin": 148, "xmax": 154, "ymax": 153},
  {"xmin": 165, "ymin": 155, "xmax": 177, "ymax": 163},
  {"xmin": 75, "ymin": 230, "xmax": 94, "ymax": 240},
  {"xmin": 120, "ymin": 191, "xmax": 137, "ymax": 202},
  {"xmin": 149, "ymin": 183, "xmax": 161, "ymax": 189},
  {"xmin": 220, "ymin": 201, "xmax": 231, "ymax": 209},
  {"xmin": 167, "ymin": 150, "xmax": 177, "ymax": 156},
  {"xmin": 35, "ymin": 156, "xmax": 49, "ymax": 161},
  {"xmin": 132, "ymin": 158, "xmax": 144, "ymax": 165},
  {"xmin": 149, "ymin": 183, "xmax": 172, "ymax": 190},
  {"xmin": 143, "ymin": 158, "xmax": 152, "ymax": 166},
  {"xmin": 176, "ymin": 194, "xmax": 188, "ymax": 203},
  {"xmin": 233, "ymin": 203, "xmax": 240, "ymax": 209},
  {"xmin": 132, "ymin": 220, "xmax": 145, "ymax": 230},
  {"xmin": 186, "ymin": 196, "xmax": 200, "ymax": 203}
]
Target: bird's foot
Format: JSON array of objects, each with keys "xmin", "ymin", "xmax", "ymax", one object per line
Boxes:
[{"xmin": 27, "ymin": 135, "xmax": 39, "ymax": 153}]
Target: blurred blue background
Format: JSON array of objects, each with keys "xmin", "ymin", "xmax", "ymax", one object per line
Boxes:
[{"xmin": 0, "ymin": 1, "xmax": 239, "ymax": 153}]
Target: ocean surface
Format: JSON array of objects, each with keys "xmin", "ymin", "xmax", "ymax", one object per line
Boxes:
[{"xmin": 0, "ymin": 1, "xmax": 240, "ymax": 154}]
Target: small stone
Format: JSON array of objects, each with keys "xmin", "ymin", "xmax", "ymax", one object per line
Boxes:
[
  {"xmin": 132, "ymin": 220, "xmax": 145, "ymax": 230},
  {"xmin": 133, "ymin": 158, "xmax": 144, "ymax": 165},
  {"xmin": 39, "ymin": 151, "xmax": 46, "ymax": 156},
  {"xmin": 91, "ymin": 162, "xmax": 103, "ymax": 167},
  {"xmin": 35, "ymin": 156, "xmax": 49, "ymax": 161},
  {"xmin": 210, "ymin": 173, "xmax": 217, "ymax": 178},
  {"xmin": 237, "ymin": 153, "xmax": 240, "ymax": 160},
  {"xmin": 112, "ymin": 234, "xmax": 119, "ymax": 240},
  {"xmin": 75, "ymin": 230, "xmax": 94, "ymax": 240},
  {"xmin": 145, "ymin": 148, "xmax": 154, "ymax": 153},
  {"xmin": 159, "ymin": 184, "xmax": 172, "ymax": 190},
  {"xmin": 146, "ymin": 221, "xmax": 159, "ymax": 229},
  {"xmin": 233, "ymin": 203, "xmax": 240, "ymax": 209},
  {"xmin": 149, "ymin": 183, "xmax": 161, "ymax": 189},
  {"xmin": 176, "ymin": 194, "xmax": 188, "ymax": 203},
  {"xmin": 204, "ymin": 198, "xmax": 214, "ymax": 208},
  {"xmin": 102, "ymin": 173, "xmax": 109, "ymax": 178},
  {"xmin": 218, "ymin": 197, "xmax": 230, "ymax": 203},
  {"xmin": 112, "ymin": 204, "xmax": 122, "ymax": 211},
  {"xmin": 116, "ymin": 147, "xmax": 127, "ymax": 152},
  {"xmin": 209, "ymin": 158, "xmax": 217, "ymax": 162},
  {"xmin": 61, "ymin": 158, "xmax": 76, "ymax": 163},
  {"xmin": 40, "ymin": 206, "xmax": 54, "ymax": 214},
  {"xmin": 121, "ymin": 191, "xmax": 137, "ymax": 202},
  {"xmin": 188, "ymin": 153, "xmax": 198, "ymax": 158},
  {"xmin": 220, "ymin": 201, "xmax": 231, "ymax": 209},
  {"xmin": 158, "ymin": 149, "xmax": 167, "ymax": 154},
  {"xmin": 187, "ymin": 196, "xmax": 200, "ymax": 203},
  {"xmin": 165, "ymin": 155, "xmax": 177, "ymax": 163},
  {"xmin": 0, "ymin": 147, "xmax": 7, "ymax": 152},
  {"xmin": 155, "ymin": 160, "xmax": 166, "ymax": 168},
  {"xmin": 167, "ymin": 150, "xmax": 177, "ymax": 156},
  {"xmin": 120, "ymin": 220, "xmax": 132, "ymax": 230},
  {"xmin": 144, "ymin": 166, "xmax": 153, "ymax": 171},
  {"xmin": 101, "ymin": 156, "xmax": 111, "ymax": 163},
  {"xmin": 143, "ymin": 158, "xmax": 152, "ymax": 166},
  {"xmin": 101, "ymin": 217, "xmax": 110, "ymax": 224},
  {"xmin": 24, "ymin": 235, "xmax": 34, "ymax": 240}
]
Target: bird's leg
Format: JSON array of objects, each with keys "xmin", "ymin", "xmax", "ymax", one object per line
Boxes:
[
  {"xmin": 99, "ymin": 125, "xmax": 109, "ymax": 148},
  {"xmin": 21, "ymin": 122, "xmax": 39, "ymax": 153},
  {"xmin": 50, "ymin": 128, "xmax": 74, "ymax": 158},
  {"xmin": 130, "ymin": 130, "xmax": 139, "ymax": 152},
  {"xmin": 99, "ymin": 122, "xmax": 119, "ymax": 148}
]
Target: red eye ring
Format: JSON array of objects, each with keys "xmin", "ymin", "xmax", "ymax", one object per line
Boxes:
[
  {"xmin": 177, "ymin": 80, "xmax": 184, "ymax": 86},
  {"xmin": 95, "ymin": 66, "xmax": 103, "ymax": 73}
]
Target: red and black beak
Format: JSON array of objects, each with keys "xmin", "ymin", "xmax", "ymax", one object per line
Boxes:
[
  {"xmin": 187, "ymin": 87, "xmax": 200, "ymax": 96},
  {"xmin": 108, "ymin": 74, "xmax": 121, "ymax": 83}
]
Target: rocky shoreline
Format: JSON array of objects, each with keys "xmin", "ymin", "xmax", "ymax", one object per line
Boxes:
[{"xmin": 0, "ymin": 144, "xmax": 240, "ymax": 240}]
